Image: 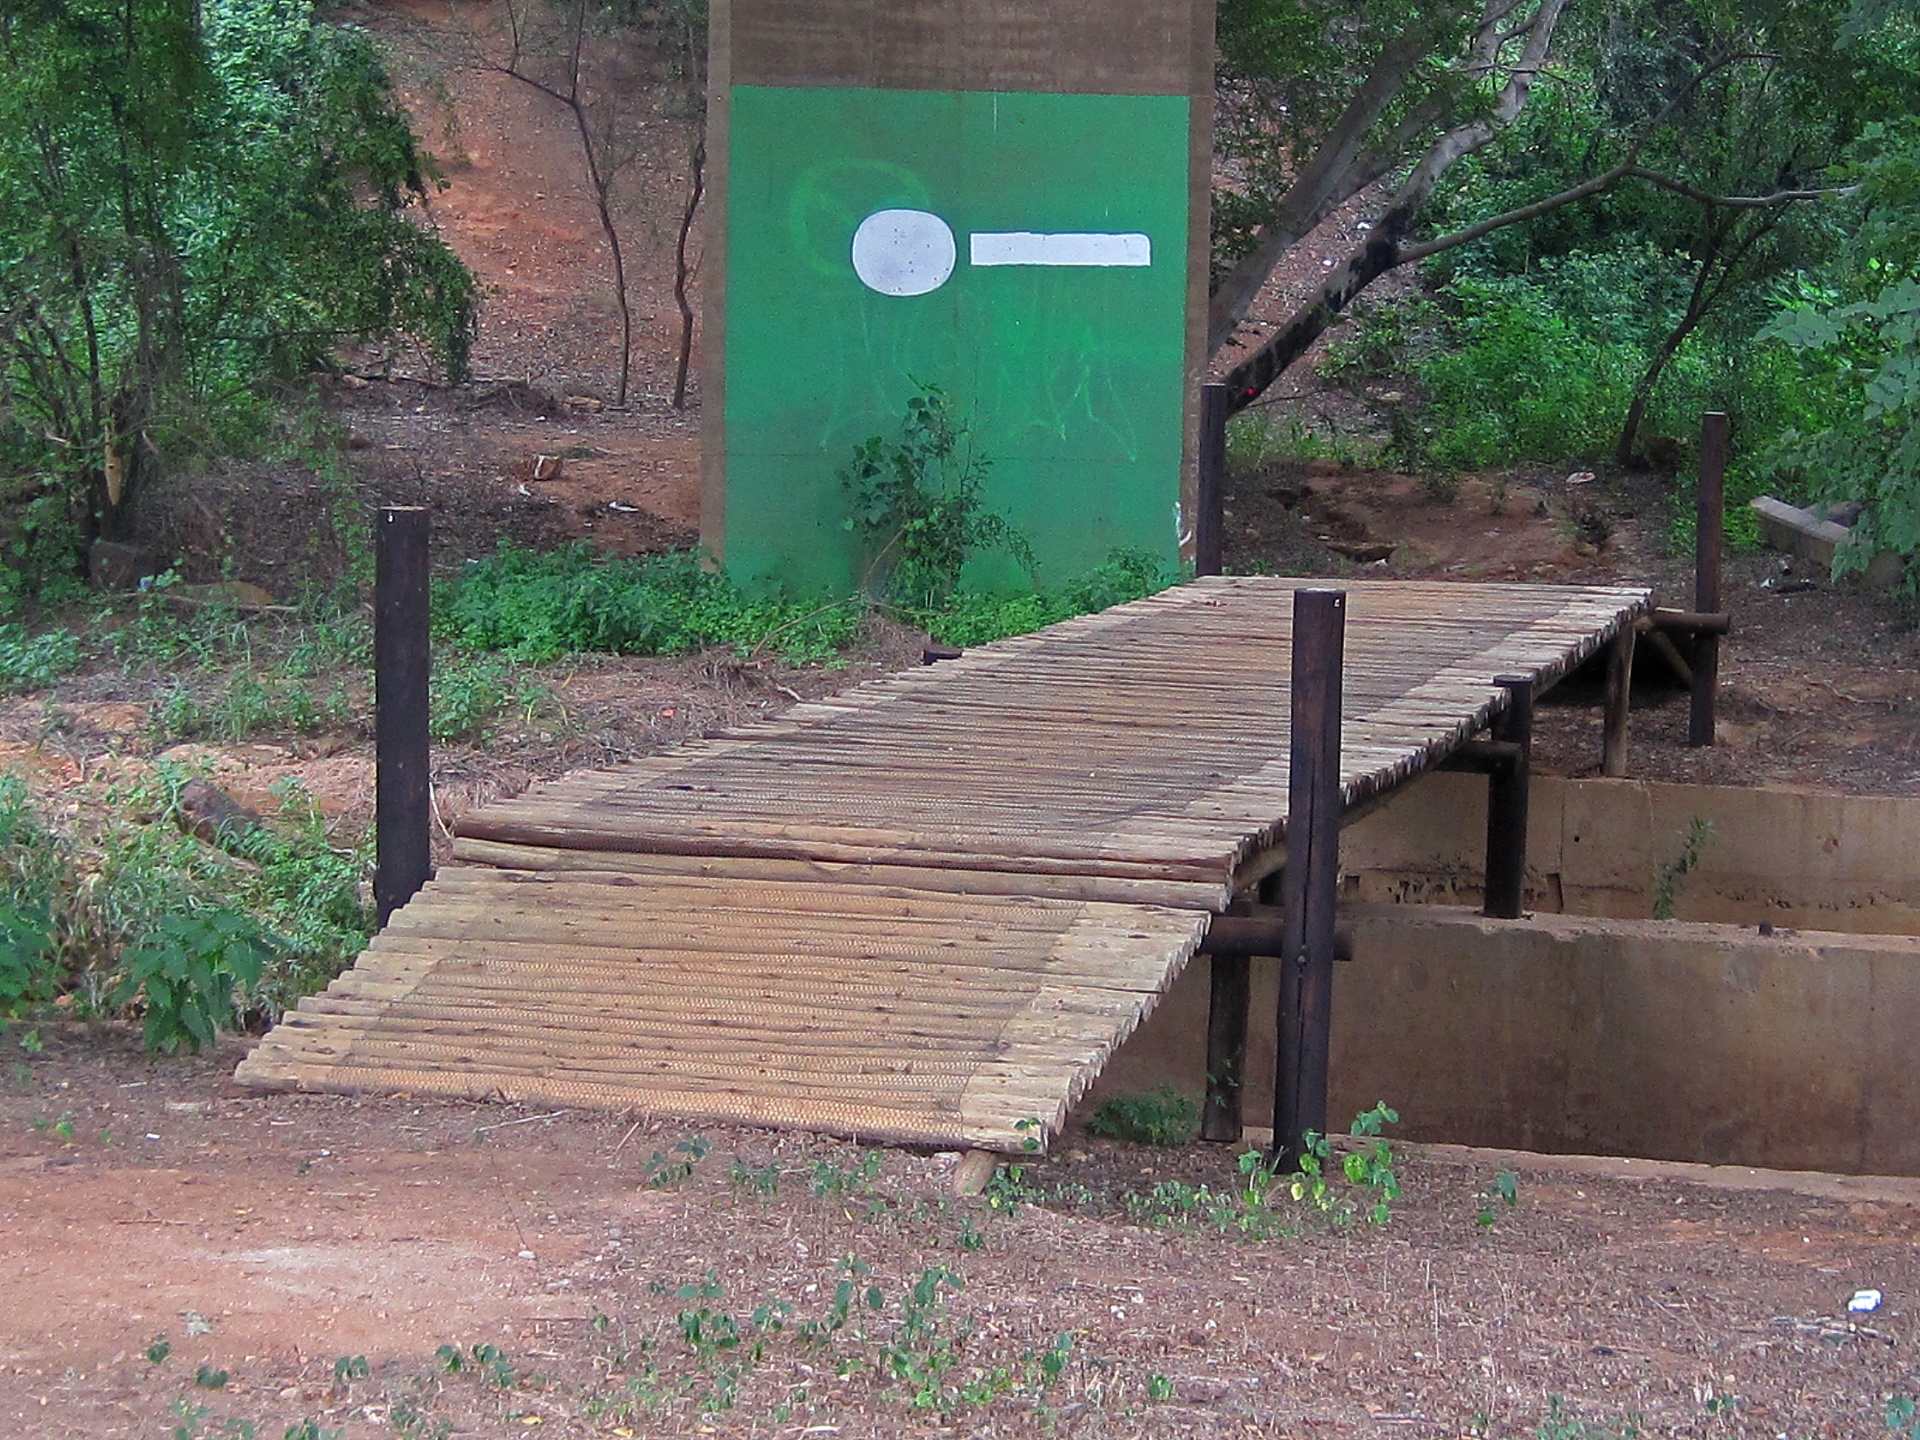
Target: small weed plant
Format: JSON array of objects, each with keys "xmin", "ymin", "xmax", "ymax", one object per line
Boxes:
[
  {"xmin": 810, "ymin": 1148, "xmax": 883, "ymax": 1199},
  {"xmin": 429, "ymin": 654, "xmax": 549, "ymax": 742},
  {"xmin": 645, "ymin": 1136, "xmax": 710, "ymax": 1188},
  {"xmin": 1477, "ymin": 1168, "xmax": 1521, "ymax": 1228},
  {"xmin": 841, "ymin": 383, "xmax": 1032, "ymax": 606},
  {"xmin": 1652, "ymin": 816, "xmax": 1716, "ymax": 920},
  {"xmin": 112, "ymin": 910, "xmax": 275, "ymax": 1053},
  {"xmin": 1533, "ymin": 1397, "xmax": 1642, "ymax": 1439}
]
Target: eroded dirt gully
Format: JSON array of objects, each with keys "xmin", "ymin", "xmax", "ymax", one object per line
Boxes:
[{"xmin": 3, "ymin": 1029, "xmax": 1919, "ymax": 1439}]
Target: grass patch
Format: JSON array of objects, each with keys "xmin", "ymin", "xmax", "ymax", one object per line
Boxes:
[
  {"xmin": 910, "ymin": 550, "xmax": 1178, "ymax": 648},
  {"xmin": 0, "ymin": 623, "xmax": 81, "ymax": 694},
  {"xmin": 0, "ymin": 766, "xmax": 372, "ymax": 1036},
  {"xmin": 436, "ymin": 546, "xmax": 864, "ymax": 665},
  {"xmin": 438, "ymin": 544, "xmax": 1181, "ymax": 661}
]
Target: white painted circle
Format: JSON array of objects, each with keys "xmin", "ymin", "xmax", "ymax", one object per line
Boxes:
[{"xmin": 851, "ymin": 209, "xmax": 956, "ymax": 296}]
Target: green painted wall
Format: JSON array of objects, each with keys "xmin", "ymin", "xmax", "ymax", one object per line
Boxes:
[{"xmin": 720, "ymin": 85, "xmax": 1192, "ymax": 596}]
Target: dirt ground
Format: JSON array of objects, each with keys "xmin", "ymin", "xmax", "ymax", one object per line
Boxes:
[
  {"xmin": 8, "ymin": 4, "xmax": 1920, "ymax": 1436},
  {"xmin": 4, "ymin": 1027, "xmax": 1919, "ymax": 1440}
]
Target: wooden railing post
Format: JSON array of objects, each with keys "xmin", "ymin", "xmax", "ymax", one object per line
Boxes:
[
  {"xmin": 1483, "ymin": 675, "xmax": 1533, "ymax": 919},
  {"xmin": 1195, "ymin": 383, "xmax": 1229, "ymax": 578},
  {"xmin": 1601, "ymin": 624, "xmax": 1636, "ymax": 778},
  {"xmin": 1690, "ymin": 411, "xmax": 1729, "ymax": 746},
  {"xmin": 1274, "ymin": 588, "xmax": 1346, "ymax": 1165},
  {"xmin": 1200, "ymin": 950, "xmax": 1249, "ymax": 1141},
  {"xmin": 375, "ymin": 506, "xmax": 432, "ymax": 924}
]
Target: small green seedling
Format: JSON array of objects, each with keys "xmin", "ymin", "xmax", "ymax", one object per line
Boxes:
[{"xmin": 1477, "ymin": 1168, "xmax": 1521, "ymax": 1227}]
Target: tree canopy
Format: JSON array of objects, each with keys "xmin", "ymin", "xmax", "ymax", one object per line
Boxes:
[{"xmin": 0, "ymin": 0, "xmax": 474, "ymax": 597}]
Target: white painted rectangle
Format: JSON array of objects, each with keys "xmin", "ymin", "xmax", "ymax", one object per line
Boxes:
[{"xmin": 969, "ymin": 231, "xmax": 1152, "ymax": 268}]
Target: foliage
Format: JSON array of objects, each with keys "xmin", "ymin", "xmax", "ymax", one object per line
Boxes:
[
  {"xmin": 1290, "ymin": 1103, "xmax": 1401, "ymax": 1226},
  {"xmin": 841, "ymin": 384, "xmax": 1032, "ymax": 606},
  {"xmin": 436, "ymin": 545, "xmax": 862, "ymax": 665},
  {"xmin": 440, "ymin": 539, "xmax": 1177, "ymax": 663},
  {"xmin": 1087, "ymin": 1086, "xmax": 1200, "ymax": 1147},
  {"xmin": 913, "ymin": 550, "xmax": 1176, "ymax": 648},
  {"xmin": 1652, "ymin": 817, "xmax": 1715, "ymax": 921},
  {"xmin": 153, "ymin": 670, "xmax": 356, "ymax": 744},
  {"xmin": 0, "ymin": 624, "xmax": 81, "ymax": 693},
  {"xmin": 0, "ymin": 775, "xmax": 63, "ymax": 1014},
  {"xmin": 429, "ymin": 655, "xmax": 548, "ymax": 743},
  {"xmin": 1477, "ymin": 1168, "xmax": 1521, "ymax": 1228},
  {"xmin": 1413, "ymin": 273, "xmax": 1645, "ymax": 468},
  {"xmin": 0, "ymin": 0, "xmax": 475, "ymax": 602},
  {"xmin": 1764, "ymin": 120, "xmax": 1920, "ymax": 572},
  {"xmin": 0, "ymin": 766, "xmax": 370, "ymax": 1038},
  {"xmin": 1533, "ymin": 1397, "xmax": 1642, "ymax": 1439},
  {"xmin": 112, "ymin": 909, "xmax": 275, "ymax": 1052}
]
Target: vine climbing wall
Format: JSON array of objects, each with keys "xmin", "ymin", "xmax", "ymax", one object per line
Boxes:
[{"xmin": 702, "ymin": 0, "xmax": 1214, "ymax": 595}]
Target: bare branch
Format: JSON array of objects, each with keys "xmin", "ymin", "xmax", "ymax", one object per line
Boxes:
[{"xmin": 1618, "ymin": 166, "xmax": 1853, "ymax": 209}]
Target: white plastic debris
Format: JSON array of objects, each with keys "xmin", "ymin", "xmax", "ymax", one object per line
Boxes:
[{"xmin": 1848, "ymin": 1288, "xmax": 1883, "ymax": 1313}]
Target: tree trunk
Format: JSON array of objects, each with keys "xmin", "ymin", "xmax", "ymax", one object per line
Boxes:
[{"xmin": 672, "ymin": 137, "xmax": 705, "ymax": 411}]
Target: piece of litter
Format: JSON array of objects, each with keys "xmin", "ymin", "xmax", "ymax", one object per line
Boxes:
[
  {"xmin": 1848, "ymin": 1289, "xmax": 1882, "ymax": 1313},
  {"xmin": 518, "ymin": 1249, "xmax": 536, "ymax": 1260},
  {"xmin": 607, "ymin": 501, "xmax": 641, "ymax": 513}
]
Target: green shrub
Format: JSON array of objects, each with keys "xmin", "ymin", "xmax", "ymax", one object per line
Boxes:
[
  {"xmin": 1088, "ymin": 1085, "xmax": 1200, "ymax": 1146},
  {"xmin": 841, "ymin": 383, "xmax": 1032, "ymax": 605},
  {"xmin": 0, "ymin": 766, "xmax": 371, "ymax": 1038},
  {"xmin": 112, "ymin": 910, "xmax": 276, "ymax": 1054},
  {"xmin": 0, "ymin": 778, "xmax": 61, "ymax": 1014},
  {"xmin": 1417, "ymin": 274, "xmax": 1643, "ymax": 468}
]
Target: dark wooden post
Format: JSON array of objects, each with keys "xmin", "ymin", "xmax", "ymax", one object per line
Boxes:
[
  {"xmin": 375, "ymin": 506, "xmax": 432, "ymax": 924},
  {"xmin": 1195, "ymin": 383, "xmax": 1229, "ymax": 578},
  {"xmin": 1690, "ymin": 411, "xmax": 1728, "ymax": 746},
  {"xmin": 1200, "ymin": 952, "xmax": 1249, "ymax": 1141},
  {"xmin": 1483, "ymin": 675, "xmax": 1533, "ymax": 919},
  {"xmin": 1274, "ymin": 588, "xmax": 1345, "ymax": 1165},
  {"xmin": 1601, "ymin": 625, "xmax": 1636, "ymax": 778}
]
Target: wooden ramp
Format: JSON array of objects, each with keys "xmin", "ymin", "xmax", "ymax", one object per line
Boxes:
[{"xmin": 237, "ymin": 577, "xmax": 1650, "ymax": 1150}]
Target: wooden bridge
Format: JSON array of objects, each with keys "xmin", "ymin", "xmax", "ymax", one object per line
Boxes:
[{"xmin": 235, "ymin": 577, "xmax": 1650, "ymax": 1150}]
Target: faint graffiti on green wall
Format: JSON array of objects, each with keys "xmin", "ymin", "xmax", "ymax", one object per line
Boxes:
[{"xmin": 721, "ymin": 85, "xmax": 1191, "ymax": 595}]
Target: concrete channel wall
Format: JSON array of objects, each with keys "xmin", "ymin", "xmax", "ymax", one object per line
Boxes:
[
  {"xmin": 1084, "ymin": 777, "xmax": 1920, "ymax": 1175},
  {"xmin": 1342, "ymin": 772, "xmax": 1920, "ymax": 934},
  {"xmin": 1089, "ymin": 907, "xmax": 1920, "ymax": 1175}
]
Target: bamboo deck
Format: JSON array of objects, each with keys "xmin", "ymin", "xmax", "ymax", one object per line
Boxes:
[{"xmin": 237, "ymin": 577, "xmax": 1650, "ymax": 1150}]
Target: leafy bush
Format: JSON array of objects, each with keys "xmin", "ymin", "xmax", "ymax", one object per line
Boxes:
[
  {"xmin": 1088, "ymin": 1086, "xmax": 1200, "ymax": 1146},
  {"xmin": 0, "ymin": 0, "xmax": 476, "ymax": 603},
  {"xmin": 841, "ymin": 384, "xmax": 1032, "ymax": 605},
  {"xmin": 112, "ymin": 910, "xmax": 275, "ymax": 1054},
  {"xmin": 436, "ymin": 546, "xmax": 862, "ymax": 664},
  {"xmin": 0, "ymin": 625, "xmax": 81, "ymax": 694},
  {"xmin": 1415, "ymin": 274, "xmax": 1645, "ymax": 468},
  {"xmin": 0, "ymin": 766, "xmax": 371, "ymax": 1041}
]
